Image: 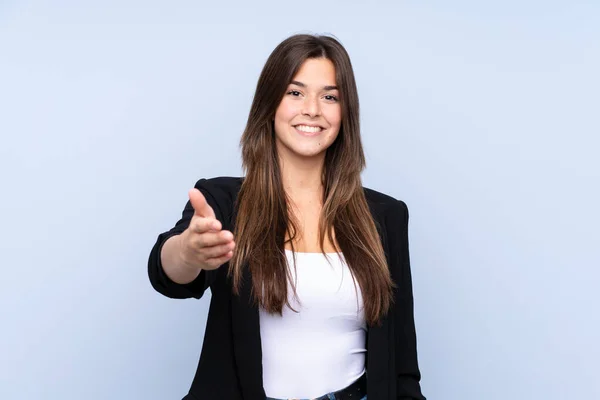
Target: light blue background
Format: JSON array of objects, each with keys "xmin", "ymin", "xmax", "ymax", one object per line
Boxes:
[{"xmin": 1, "ymin": 1, "xmax": 598, "ymax": 399}]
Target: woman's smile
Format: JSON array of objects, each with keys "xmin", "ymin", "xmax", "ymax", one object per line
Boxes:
[{"xmin": 294, "ymin": 124, "xmax": 324, "ymax": 136}]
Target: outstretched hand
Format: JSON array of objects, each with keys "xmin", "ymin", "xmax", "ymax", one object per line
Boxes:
[{"xmin": 178, "ymin": 188, "xmax": 235, "ymax": 271}]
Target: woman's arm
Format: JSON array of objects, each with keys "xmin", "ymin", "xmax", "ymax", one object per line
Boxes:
[{"xmin": 148, "ymin": 179, "xmax": 225, "ymax": 299}]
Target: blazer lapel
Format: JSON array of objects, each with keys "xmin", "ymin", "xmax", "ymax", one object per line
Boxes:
[{"xmin": 230, "ymin": 264, "xmax": 265, "ymax": 400}]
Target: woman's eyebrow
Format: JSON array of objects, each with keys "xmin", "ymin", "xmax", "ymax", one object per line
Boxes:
[{"xmin": 290, "ymin": 80, "xmax": 338, "ymax": 91}]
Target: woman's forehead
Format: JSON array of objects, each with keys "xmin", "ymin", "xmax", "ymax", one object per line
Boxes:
[{"xmin": 290, "ymin": 58, "xmax": 337, "ymax": 89}]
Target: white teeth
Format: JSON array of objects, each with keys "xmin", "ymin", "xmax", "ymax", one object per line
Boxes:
[{"xmin": 295, "ymin": 125, "xmax": 322, "ymax": 133}]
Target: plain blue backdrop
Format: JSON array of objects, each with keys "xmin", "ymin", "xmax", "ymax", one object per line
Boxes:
[{"xmin": 1, "ymin": 1, "xmax": 598, "ymax": 399}]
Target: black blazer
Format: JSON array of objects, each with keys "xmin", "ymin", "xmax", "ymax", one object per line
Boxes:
[{"xmin": 148, "ymin": 177, "xmax": 426, "ymax": 400}]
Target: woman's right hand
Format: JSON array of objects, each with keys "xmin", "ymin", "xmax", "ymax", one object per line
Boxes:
[{"xmin": 178, "ymin": 188, "xmax": 235, "ymax": 271}]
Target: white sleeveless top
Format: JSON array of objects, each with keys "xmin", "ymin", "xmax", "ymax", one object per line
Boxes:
[{"xmin": 259, "ymin": 249, "xmax": 367, "ymax": 399}]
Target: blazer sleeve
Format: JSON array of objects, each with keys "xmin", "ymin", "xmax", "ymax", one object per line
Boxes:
[
  {"xmin": 147, "ymin": 178, "xmax": 225, "ymax": 299},
  {"xmin": 387, "ymin": 200, "xmax": 427, "ymax": 400}
]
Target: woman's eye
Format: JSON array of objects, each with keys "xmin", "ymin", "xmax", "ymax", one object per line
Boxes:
[
  {"xmin": 287, "ymin": 90, "xmax": 301, "ymax": 96},
  {"xmin": 324, "ymin": 95, "xmax": 339, "ymax": 102}
]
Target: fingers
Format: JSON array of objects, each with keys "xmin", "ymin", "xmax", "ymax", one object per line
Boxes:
[
  {"xmin": 189, "ymin": 188, "xmax": 216, "ymax": 219},
  {"xmin": 202, "ymin": 241, "xmax": 236, "ymax": 259},
  {"xmin": 189, "ymin": 226, "xmax": 234, "ymax": 248},
  {"xmin": 183, "ymin": 187, "xmax": 235, "ymax": 270},
  {"xmin": 204, "ymin": 249, "xmax": 234, "ymax": 269},
  {"xmin": 185, "ymin": 230, "xmax": 235, "ymax": 268},
  {"xmin": 189, "ymin": 217, "xmax": 222, "ymax": 235}
]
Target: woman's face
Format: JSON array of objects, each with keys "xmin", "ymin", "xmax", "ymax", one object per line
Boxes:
[{"xmin": 274, "ymin": 57, "xmax": 342, "ymax": 161}]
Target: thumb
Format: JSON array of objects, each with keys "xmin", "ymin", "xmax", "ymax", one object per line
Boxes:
[{"xmin": 188, "ymin": 188, "xmax": 216, "ymax": 219}]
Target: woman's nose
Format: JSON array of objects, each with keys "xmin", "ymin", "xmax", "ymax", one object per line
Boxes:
[{"xmin": 302, "ymin": 96, "xmax": 321, "ymax": 117}]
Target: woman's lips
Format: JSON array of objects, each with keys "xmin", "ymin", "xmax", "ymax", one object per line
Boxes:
[{"xmin": 294, "ymin": 124, "xmax": 324, "ymax": 136}]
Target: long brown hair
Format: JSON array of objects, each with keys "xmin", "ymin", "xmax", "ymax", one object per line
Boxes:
[{"xmin": 229, "ymin": 34, "xmax": 394, "ymax": 326}]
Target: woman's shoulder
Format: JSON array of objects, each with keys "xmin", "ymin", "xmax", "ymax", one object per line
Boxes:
[
  {"xmin": 192, "ymin": 176, "xmax": 244, "ymax": 217},
  {"xmin": 197, "ymin": 176, "xmax": 244, "ymax": 194},
  {"xmin": 363, "ymin": 185, "xmax": 409, "ymax": 221}
]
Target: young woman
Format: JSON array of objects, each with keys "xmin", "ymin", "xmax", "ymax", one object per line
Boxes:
[{"xmin": 148, "ymin": 34, "xmax": 426, "ymax": 400}]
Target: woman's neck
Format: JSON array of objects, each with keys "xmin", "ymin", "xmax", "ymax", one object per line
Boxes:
[{"xmin": 279, "ymin": 154, "xmax": 325, "ymax": 201}]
